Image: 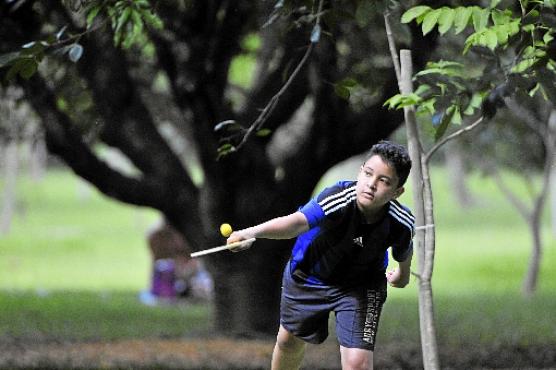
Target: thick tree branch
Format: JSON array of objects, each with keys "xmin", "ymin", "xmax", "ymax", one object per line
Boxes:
[{"xmin": 22, "ymin": 75, "xmax": 180, "ymax": 210}]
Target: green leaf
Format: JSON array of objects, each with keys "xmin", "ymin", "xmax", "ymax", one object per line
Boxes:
[
  {"xmin": 454, "ymin": 7, "xmax": 473, "ymax": 34},
  {"xmin": 401, "ymin": 5, "xmax": 431, "ymax": 24},
  {"xmin": 463, "ymin": 93, "xmax": 483, "ymax": 115},
  {"xmin": 339, "ymin": 77, "xmax": 358, "ymax": 87},
  {"xmin": 463, "ymin": 33, "xmax": 478, "ymax": 54},
  {"xmin": 420, "ymin": 99, "xmax": 436, "ymax": 115},
  {"xmin": 528, "ymin": 82, "xmax": 541, "ymax": 96},
  {"xmin": 450, "ymin": 105, "xmax": 462, "ymax": 125},
  {"xmin": 383, "ymin": 94, "xmax": 403, "ymax": 109},
  {"xmin": 114, "ymin": 7, "xmax": 132, "ymax": 46},
  {"xmin": 414, "ymin": 84, "xmax": 432, "ymax": 96},
  {"xmin": 422, "ymin": 8, "xmax": 442, "ymax": 35},
  {"xmin": 5, "ymin": 61, "xmax": 22, "ymax": 82},
  {"xmin": 434, "ymin": 106, "xmax": 454, "ymax": 141},
  {"xmin": 485, "ymin": 29, "xmax": 498, "ymax": 50},
  {"xmin": 490, "ymin": 0, "xmax": 502, "ymax": 8},
  {"xmin": 512, "ymin": 57, "xmax": 537, "ymax": 73},
  {"xmin": 399, "ymin": 93, "xmax": 422, "ymax": 107},
  {"xmin": 495, "ymin": 25, "xmax": 509, "ymax": 45},
  {"xmin": 5, "ymin": 57, "xmax": 37, "ymax": 81},
  {"xmin": 0, "ymin": 51, "xmax": 21, "ymax": 68},
  {"xmin": 355, "ymin": 1, "xmax": 374, "ymax": 27},
  {"xmin": 139, "ymin": 8, "xmax": 164, "ymax": 29},
  {"xmin": 256, "ymin": 128, "xmax": 272, "ymax": 137},
  {"xmin": 438, "ymin": 7, "xmax": 456, "ymax": 35},
  {"xmin": 472, "ymin": 6, "xmax": 490, "ymax": 31},
  {"xmin": 416, "ymin": 60, "xmax": 465, "ymax": 78},
  {"xmin": 86, "ymin": 5, "xmax": 102, "ymax": 29},
  {"xmin": 334, "ymin": 85, "xmax": 350, "ymax": 100},
  {"xmin": 217, "ymin": 144, "xmax": 235, "ymax": 159},
  {"xmin": 491, "ymin": 9, "xmax": 511, "ymax": 25},
  {"xmin": 19, "ymin": 58, "xmax": 38, "ymax": 79}
]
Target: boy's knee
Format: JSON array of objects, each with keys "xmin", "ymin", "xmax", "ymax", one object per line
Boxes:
[
  {"xmin": 341, "ymin": 347, "xmax": 373, "ymax": 370},
  {"xmin": 275, "ymin": 327, "xmax": 305, "ymax": 353}
]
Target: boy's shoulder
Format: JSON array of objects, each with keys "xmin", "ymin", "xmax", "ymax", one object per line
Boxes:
[
  {"xmin": 387, "ymin": 199, "xmax": 415, "ymax": 234},
  {"xmin": 317, "ymin": 180, "xmax": 356, "ymax": 198},
  {"xmin": 314, "ymin": 180, "xmax": 357, "ymax": 217}
]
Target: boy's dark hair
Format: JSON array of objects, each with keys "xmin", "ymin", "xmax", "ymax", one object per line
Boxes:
[{"xmin": 366, "ymin": 140, "xmax": 412, "ymax": 187}]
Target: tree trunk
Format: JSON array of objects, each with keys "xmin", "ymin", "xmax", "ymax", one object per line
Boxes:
[
  {"xmin": 400, "ymin": 50, "xmax": 440, "ymax": 370},
  {"xmin": 522, "ymin": 215, "xmax": 542, "ymax": 297},
  {"xmin": 211, "ymin": 239, "xmax": 288, "ymax": 335},
  {"xmin": 549, "ymin": 112, "xmax": 556, "ymax": 237},
  {"xmin": 445, "ymin": 140, "xmax": 474, "ymax": 208},
  {"xmin": 29, "ymin": 132, "xmax": 47, "ymax": 181},
  {"xmin": 1, "ymin": 139, "xmax": 19, "ymax": 235}
]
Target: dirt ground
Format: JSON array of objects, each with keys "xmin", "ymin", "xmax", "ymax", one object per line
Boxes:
[{"xmin": 0, "ymin": 337, "xmax": 555, "ymax": 369}]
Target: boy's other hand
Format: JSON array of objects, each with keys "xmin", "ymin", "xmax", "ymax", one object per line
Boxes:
[{"xmin": 386, "ymin": 267, "xmax": 410, "ymax": 288}]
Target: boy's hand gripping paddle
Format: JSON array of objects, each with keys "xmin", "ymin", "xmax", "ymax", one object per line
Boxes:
[{"xmin": 190, "ymin": 238, "xmax": 256, "ymax": 258}]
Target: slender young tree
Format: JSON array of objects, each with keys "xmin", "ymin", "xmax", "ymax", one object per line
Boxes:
[{"xmin": 385, "ymin": 2, "xmax": 556, "ymax": 367}]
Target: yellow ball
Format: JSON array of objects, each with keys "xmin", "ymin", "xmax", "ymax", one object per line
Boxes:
[{"xmin": 220, "ymin": 223, "xmax": 233, "ymax": 237}]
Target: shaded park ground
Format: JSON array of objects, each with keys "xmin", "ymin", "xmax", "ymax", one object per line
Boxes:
[
  {"xmin": 1, "ymin": 169, "xmax": 555, "ymax": 369},
  {"xmin": 1, "ymin": 291, "xmax": 555, "ymax": 369},
  {"xmin": 1, "ymin": 337, "xmax": 555, "ymax": 370}
]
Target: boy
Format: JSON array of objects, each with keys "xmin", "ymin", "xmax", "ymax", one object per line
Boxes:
[{"xmin": 227, "ymin": 141, "xmax": 414, "ymax": 370}]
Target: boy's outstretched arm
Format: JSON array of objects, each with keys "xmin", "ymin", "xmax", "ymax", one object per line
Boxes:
[
  {"xmin": 386, "ymin": 249, "xmax": 413, "ymax": 288},
  {"xmin": 227, "ymin": 211, "xmax": 309, "ymax": 247}
]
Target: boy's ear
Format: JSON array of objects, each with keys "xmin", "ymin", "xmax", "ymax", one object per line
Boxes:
[{"xmin": 393, "ymin": 186, "xmax": 405, "ymax": 199}]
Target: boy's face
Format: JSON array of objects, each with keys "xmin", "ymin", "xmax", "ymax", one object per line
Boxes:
[{"xmin": 356, "ymin": 154, "xmax": 404, "ymax": 217}]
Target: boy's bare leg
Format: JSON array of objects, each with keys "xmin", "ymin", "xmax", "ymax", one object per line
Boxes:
[
  {"xmin": 340, "ymin": 346, "xmax": 373, "ymax": 370},
  {"xmin": 271, "ymin": 325, "xmax": 306, "ymax": 370}
]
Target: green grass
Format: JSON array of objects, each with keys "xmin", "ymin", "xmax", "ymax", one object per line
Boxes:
[
  {"xmin": 0, "ymin": 170, "xmax": 157, "ymax": 290},
  {"xmin": 0, "ymin": 291, "xmax": 210, "ymax": 341},
  {"xmin": 1, "ymin": 165, "xmax": 555, "ymax": 346}
]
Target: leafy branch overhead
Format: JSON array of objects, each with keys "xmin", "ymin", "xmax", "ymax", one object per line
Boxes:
[
  {"xmin": 385, "ymin": 0, "xmax": 556, "ymax": 142},
  {"xmin": 214, "ymin": 0, "xmax": 325, "ymax": 159},
  {"xmin": 0, "ymin": 0, "xmax": 163, "ymax": 81}
]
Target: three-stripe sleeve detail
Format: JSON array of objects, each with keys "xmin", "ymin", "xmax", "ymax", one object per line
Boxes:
[
  {"xmin": 319, "ymin": 185, "xmax": 357, "ymax": 216},
  {"xmin": 388, "ymin": 201, "xmax": 415, "ymax": 233}
]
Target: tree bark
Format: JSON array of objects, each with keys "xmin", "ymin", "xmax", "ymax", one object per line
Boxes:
[
  {"xmin": 400, "ymin": 50, "xmax": 440, "ymax": 370},
  {"xmin": 522, "ymin": 214, "xmax": 542, "ymax": 297},
  {"xmin": 29, "ymin": 132, "xmax": 47, "ymax": 181},
  {"xmin": 444, "ymin": 141, "xmax": 474, "ymax": 208},
  {"xmin": 0, "ymin": 138, "xmax": 18, "ymax": 235}
]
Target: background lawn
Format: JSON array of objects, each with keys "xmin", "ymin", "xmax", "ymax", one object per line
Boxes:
[{"xmin": 1, "ymin": 163, "xmax": 555, "ymax": 350}]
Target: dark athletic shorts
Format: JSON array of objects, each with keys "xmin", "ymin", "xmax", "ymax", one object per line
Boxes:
[{"xmin": 280, "ymin": 264, "xmax": 387, "ymax": 351}]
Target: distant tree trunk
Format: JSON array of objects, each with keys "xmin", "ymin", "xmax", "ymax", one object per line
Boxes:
[
  {"xmin": 444, "ymin": 140, "xmax": 474, "ymax": 208},
  {"xmin": 501, "ymin": 101, "xmax": 556, "ymax": 297},
  {"xmin": 1, "ymin": 138, "xmax": 19, "ymax": 235},
  {"xmin": 522, "ymin": 208, "xmax": 543, "ymax": 296},
  {"xmin": 29, "ymin": 131, "xmax": 47, "ymax": 181},
  {"xmin": 550, "ymin": 112, "xmax": 556, "ymax": 237}
]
